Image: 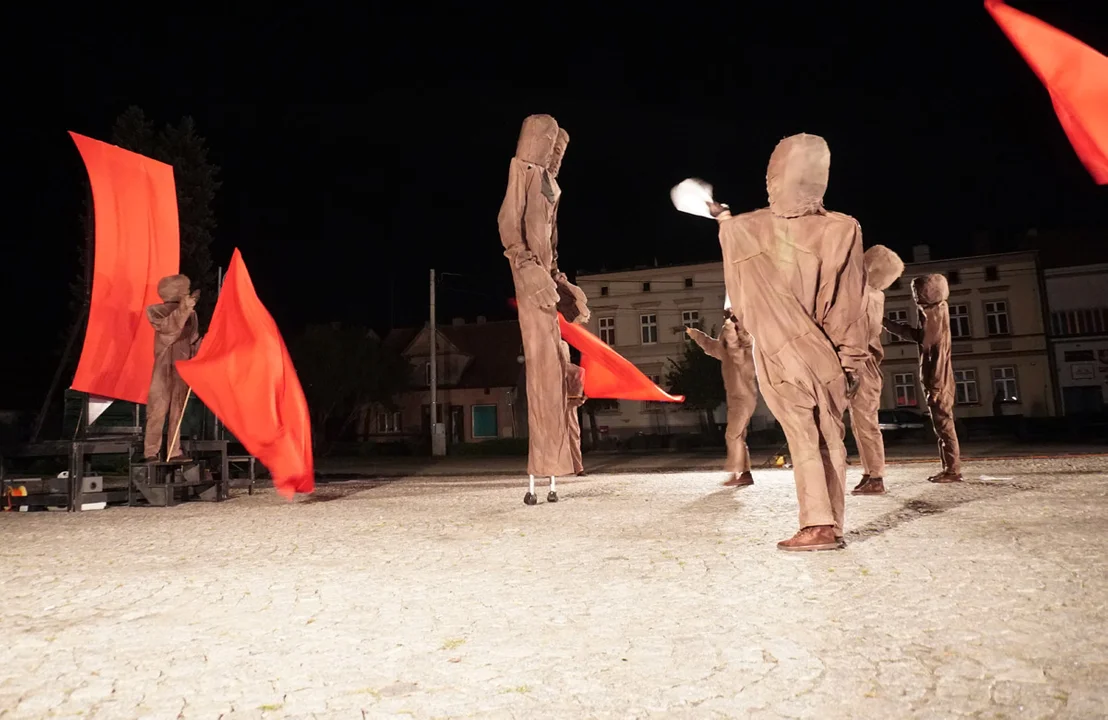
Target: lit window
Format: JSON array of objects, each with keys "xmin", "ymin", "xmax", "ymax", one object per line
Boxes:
[
  {"xmin": 681, "ymin": 310, "xmax": 700, "ymax": 329},
  {"xmin": 894, "ymin": 373, "xmax": 917, "ymax": 407},
  {"xmin": 992, "ymin": 366, "xmax": 1018, "ymax": 402},
  {"xmin": 950, "ymin": 304, "xmax": 971, "ymax": 338}
]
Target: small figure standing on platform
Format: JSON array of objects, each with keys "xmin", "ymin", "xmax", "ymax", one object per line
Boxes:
[
  {"xmin": 686, "ymin": 307, "xmax": 758, "ymax": 487},
  {"xmin": 883, "ymin": 274, "xmax": 963, "ymax": 483},
  {"xmin": 144, "ymin": 274, "xmax": 200, "ymax": 462},
  {"xmin": 560, "ymin": 341, "xmax": 587, "ymax": 476}
]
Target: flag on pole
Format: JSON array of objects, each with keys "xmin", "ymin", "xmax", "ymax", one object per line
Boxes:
[{"xmin": 176, "ymin": 250, "xmax": 314, "ymax": 498}]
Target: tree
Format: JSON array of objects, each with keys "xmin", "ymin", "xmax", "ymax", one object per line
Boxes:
[
  {"xmin": 70, "ymin": 106, "xmax": 221, "ymax": 331},
  {"xmin": 288, "ymin": 324, "xmax": 408, "ymax": 453},
  {"xmin": 664, "ymin": 333, "xmax": 727, "ymax": 434}
]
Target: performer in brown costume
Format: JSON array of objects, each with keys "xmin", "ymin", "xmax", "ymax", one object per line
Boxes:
[
  {"xmin": 143, "ymin": 274, "xmax": 200, "ymax": 461},
  {"xmin": 560, "ymin": 341, "xmax": 587, "ymax": 476},
  {"xmin": 499, "ymin": 115, "xmax": 587, "ymax": 504},
  {"xmin": 849, "ymin": 245, "xmax": 905, "ymax": 496},
  {"xmin": 883, "ymin": 274, "xmax": 963, "ymax": 483},
  {"xmin": 710, "ymin": 133, "xmax": 868, "ymax": 551},
  {"xmin": 686, "ymin": 307, "xmax": 758, "ymax": 487}
]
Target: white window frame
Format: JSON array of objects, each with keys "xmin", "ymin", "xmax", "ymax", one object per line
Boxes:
[
  {"xmin": 954, "ymin": 369, "xmax": 978, "ymax": 405},
  {"xmin": 894, "ymin": 372, "xmax": 917, "ymax": 407},
  {"xmin": 376, "ymin": 411, "xmax": 402, "ymax": 434},
  {"xmin": 949, "ymin": 304, "xmax": 971, "ymax": 339},
  {"xmin": 681, "ymin": 310, "xmax": 701, "ymax": 329},
  {"xmin": 985, "ymin": 300, "xmax": 1010, "ymax": 336},
  {"xmin": 640, "ymin": 314, "xmax": 658, "ymax": 345},
  {"xmin": 598, "ymin": 316, "xmax": 616, "ymax": 346},
  {"xmin": 992, "ymin": 366, "xmax": 1018, "ymax": 402},
  {"xmin": 470, "ymin": 404, "xmax": 499, "ymax": 439},
  {"xmin": 641, "ymin": 374, "xmax": 665, "ymax": 412}
]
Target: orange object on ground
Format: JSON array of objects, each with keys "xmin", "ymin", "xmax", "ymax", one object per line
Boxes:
[
  {"xmin": 176, "ymin": 250, "xmax": 314, "ymax": 499},
  {"xmin": 557, "ymin": 314, "xmax": 684, "ymax": 403},
  {"xmin": 986, "ymin": 0, "xmax": 1108, "ymax": 184},
  {"xmin": 68, "ymin": 132, "xmax": 181, "ymax": 403}
]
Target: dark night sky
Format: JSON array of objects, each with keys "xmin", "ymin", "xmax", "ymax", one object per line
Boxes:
[{"xmin": 7, "ymin": 2, "xmax": 1107, "ymax": 413}]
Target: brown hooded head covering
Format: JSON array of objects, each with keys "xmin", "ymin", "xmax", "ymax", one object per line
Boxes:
[
  {"xmin": 864, "ymin": 245, "xmax": 905, "ymax": 291},
  {"xmin": 912, "ymin": 273, "xmax": 949, "ymax": 306},
  {"xmin": 766, "ymin": 133, "xmax": 830, "ymax": 218},
  {"xmin": 514, "ymin": 114, "xmax": 560, "ymax": 167},
  {"xmin": 548, "ymin": 129, "xmax": 569, "ymax": 178},
  {"xmin": 157, "ymin": 274, "xmax": 191, "ymax": 303}
]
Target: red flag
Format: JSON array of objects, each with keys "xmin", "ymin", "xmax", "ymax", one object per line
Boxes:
[
  {"xmin": 69, "ymin": 132, "xmax": 181, "ymax": 403},
  {"xmin": 176, "ymin": 250, "xmax": 314, "ymax": 498},
  {"xmin": 558, "ymin": 315, "xmax": 684, "ymax": 403},
  {"xmin": 986, "ymin": 0, "xmax": 1108, "ymax": 184}
]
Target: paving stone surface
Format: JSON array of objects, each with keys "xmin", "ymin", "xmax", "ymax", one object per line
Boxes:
[{"xmin": 1, "ymin": 456, "xmax": 1106, "ymax": 719}]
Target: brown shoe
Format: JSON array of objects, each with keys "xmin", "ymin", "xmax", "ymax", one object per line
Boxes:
[
  {"xmin": 723, "ymin": 471, "xmax": 754, "ymax": 487},
  {"xmin": 927, "ymin": 472, "xmax": 963, "ymax": 483},
  {"xmin": 777, "ymin": 526, "xmax": 843, "ymax": 552},
  {"xmin": 852, "ymin": 476, "xmax": 886, "ymax": 495},
  {"xmin": 576, "ymin": 471, "xmax": 588, "ymax": 477}
]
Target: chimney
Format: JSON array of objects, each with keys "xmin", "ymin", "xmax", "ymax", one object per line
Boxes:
[
  {"xmin": 476, "ymin": 316, "xmax": 487, "ymax": 324},
  {"xmin": 452, "ymin": 317, "xmax": 465, "ymax": 326},
  {"xmin": 912, "ymin": 244, "xmax": 931, "ymax": 263}
]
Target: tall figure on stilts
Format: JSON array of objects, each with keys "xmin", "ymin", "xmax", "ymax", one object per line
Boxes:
[
  {"xmin": 144, "ymin": 274, "xmax": 200, "ymax": 462},
  {"xmin": 498, "ymin": 115, "xmax": 586, "ymax": 505}
]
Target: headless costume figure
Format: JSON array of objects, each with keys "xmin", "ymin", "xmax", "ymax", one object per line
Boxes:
[
  {"xmin": 560, "ymin": 341, "xmax": 587, "ymax": 476},
  {"xmin": 686, "ymin": 311, "xmax": 758, "ymax": 487},
  {"xmin": 848, "ymin": 246, "xmax": 905, "ymax": 496},
  {"xmin": 712, "ymin": 134, "xmax": 869, "ymax": 552},
  {"xmin": 498, "ymin": 115, "xmax": 588, "ymax": 504},
  {"xmin": 144, "ymin": 274, "xmax": 199, "ymax": 461},
  {"xmin": 883, "ymin": 274, "xmax": 963, "ymax": 483}
]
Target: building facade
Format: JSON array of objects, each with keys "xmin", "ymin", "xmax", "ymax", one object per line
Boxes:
[
  {"xmin": 362, "ymin": 318, "xmax": 525, "ymax": 444},
  {"xmin": 575, "ymin": 262, "xmax": 775, "ymax": 439},
  {"xmin": 1044, "ymin": 263, "xmax": 1108, "ymax": 415},
  {"xmin": 880, "ymin": 247, "xmax": 1056, "ymax": 419},
  {"xmin": 575, "ymin": 246, "xmax": 1058, "ymax": 436}
]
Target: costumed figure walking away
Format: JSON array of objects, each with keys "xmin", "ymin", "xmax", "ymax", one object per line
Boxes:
[
  {"xmin": 144, "ymin": 274, "xmax": 200, "ymax": 461},
  {"xmin": 499, "ymin": 115, "xmax": 587, "ymax": 505},
  {"xmin": 883, "ymin": 274, "xmax": 963, "ymax": 483},
  {"xmin": 686, "ymin": 305, "xmax": 758, "ymax": 487},
  {"xmin": 849, "ymin": 245, "xmax": 905, "ymax": 496},
  {"xmin": 709, "ymin": 133, "xmax": 868, "ymax": 551},
  {"xmin": 560, "ymin": 341, "xmax": 587, "ymax": 476}
]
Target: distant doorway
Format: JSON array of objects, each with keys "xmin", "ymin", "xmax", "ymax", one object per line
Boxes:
[{"xmin": 450, "ymin": 405, "xmax": 464, "ymax": 443}]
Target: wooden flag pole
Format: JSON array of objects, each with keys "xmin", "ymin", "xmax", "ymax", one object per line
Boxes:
[{"xmin": 167, "ymin": 387, "xmax": 193, "ymax": 459}]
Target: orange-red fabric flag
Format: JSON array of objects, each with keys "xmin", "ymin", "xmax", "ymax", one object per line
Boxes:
[
  {"xmin": 69, "ymin": 132, "xmax": 181, "ymax": 403},
  {"xmin": 558, "ymin": 314, "xmax": 684, "ymax": 403},
  {"xmin": 986, "ymin": 0, "xmax": 1108, "ymax": 184},
  {"xmin": 176, "ymin": 250, "xmax": 314, "ymax": 498}
]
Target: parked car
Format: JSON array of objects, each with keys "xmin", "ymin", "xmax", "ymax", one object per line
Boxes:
[{"xmin": 878, "ymin": 409, "xmax": 928, "ymax": 439}]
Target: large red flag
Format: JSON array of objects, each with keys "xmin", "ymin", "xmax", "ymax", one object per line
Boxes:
[
  {"xmin": 69, "ymin": 132, "xmax": 181, "ymax": 403},
  {"xmin": 176, "ymin": 250, "xmax": 314, "ymax": 498},
  {"xmin": 985, "ymin": 0, "xmax": 1108, "ymax": 184},
  {"xmin": 558, "ymin": 315, "xmax": 684, "ymax": 403}
]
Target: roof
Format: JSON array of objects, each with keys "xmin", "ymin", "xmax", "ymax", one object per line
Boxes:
[{"xmin": 384, "ymin": 320, "xmax": 524, "ymax": 389}]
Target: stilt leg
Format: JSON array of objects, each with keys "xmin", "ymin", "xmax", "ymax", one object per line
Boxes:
[
  {"xmin": 547, "ymin": 475, "xmax": 558, "ymax": 503},
  {"xmin": 524, "ymin": 474, "xmax": 537, "ymax": 505}
]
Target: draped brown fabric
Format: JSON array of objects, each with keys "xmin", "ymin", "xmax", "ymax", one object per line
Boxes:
[
  {"xmin": 883, "ymin": 274, "xmax": 961, "ymax": 474},
  {"xmin": 848, "ymin": 245, "xmax": 905, "ymax": 478},
  {"xmin": 143, "ymin": 274, "xmax": 199, "ymax": 459},
  {"xmin": 498, "ymin": 115, "xmax": 574, "ymax": 477},
  {"xmin": 561, "ymin": 341, "xmax": 586, "ymax": 474},
  {"xmin": 717, "ymin": 134, "xmax": 868, "ymax": 533},
  {"xmin": 688, "ymin": 318, "xmax": 757, "ymax": 473}
]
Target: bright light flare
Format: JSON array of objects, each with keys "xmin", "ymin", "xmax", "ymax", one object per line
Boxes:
[{"xmin": 670, "ymin": 178, "xmax": 716, "ymax": 218}]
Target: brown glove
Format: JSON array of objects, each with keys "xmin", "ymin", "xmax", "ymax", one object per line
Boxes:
[{"xmin": 555, "ymin": 276, "xmax": 590, "ymax": 324}]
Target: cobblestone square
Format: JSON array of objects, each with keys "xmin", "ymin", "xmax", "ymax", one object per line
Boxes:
[{"xmin": 2, "ymin": 455, "xmax": 1106, "ymax": 719}]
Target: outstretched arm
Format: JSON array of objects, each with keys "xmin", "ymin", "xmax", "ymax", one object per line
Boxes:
[
  {"xmin": 882, "ymin": 317, "xmax": 923, "ymax": 344},
  {"xmin": 686, "ymin": 327, "xmax": 724, "ymax": 361}
]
